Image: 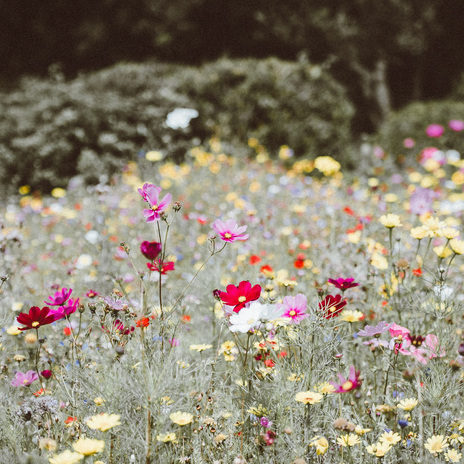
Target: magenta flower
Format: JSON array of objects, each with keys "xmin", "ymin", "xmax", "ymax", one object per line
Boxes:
[
  {"xmin": 327, "ymin": 278, "xmax": 359, "ymax": 291},
  {"xmin": 278, "ymin": 294, "xmax": 309, "ymax": 324},
  {"xmin": 330, "ymin": 366, "xmax": 362, "ymax": 393},
  {"xmin": 140, "ymin": 184, "xmax": 172, "ymax": 222},
  {"xmin": 426, "ymin": 124, "xmax": 444, "ymax": 138},
  {"xmin": 403, "ymin": 138, "xmax": 415, "ymax": 148},
  {"xmin": 40, "ymin": 370, "xmax": 53, "ymax": 379},
  {"xmin": 11, "ymin": 370, "xmax": 39, "ymax": 387},
  {"xmin": 48, "ymin": 298, "xmax": 80, "ymax": 321},
  {"xmin": 219, "ymin": 281, "xmax": 262, "ymax": 313},
  {"xmin": 140, "ymin": 241, "xmax": 162, "ymax": 261},
  {"xmin": 449, "ymin": 120, "xmax": 464, "ymax": 132},
  {"xmin": 212, "ymin": 219, "xmax": 249, "ymax": 243},
  {"xmin": 44, "ymin": 288, "xmax": 72, "ymax": 306}
]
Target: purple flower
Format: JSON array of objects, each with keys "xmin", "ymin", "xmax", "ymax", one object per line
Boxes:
[
  {"xmin": 212, "ymin": 219, "xmax": 249, "ymax": 242},
  {"xmin": 357, "ymin": 321, "xmax": 393, "ymax": 337},
  {"xmin": 44, "ymin": 288, "xmax": 72, "ymax": 306},
  {"xmin": 449, "ymin": 120, "xmax": 464, "ymax": 132},
  {"xmin": 260, "ymin": 417, "xmax": 273, "ymax": 428},
  {"xmin": 409, "ymin": 188, "xmax": 437, "ymax": 215},
  {"xmin": 362, "ymin": 338, "xmax": 389, "ymax": 348},
  {"xmin": 140, "ymin": 184, "xmax": 172, "ymax": 222},
  {"xmin": 11, "ymin": 370, "xmax": 39, "ymax": 387},
  {"xmin": 278, "ymin": 294, "xmax": 309, "ymax": 324},
  {"xmin": 426, "ymin": 124, "xmax": 444, "ymax": 138}
]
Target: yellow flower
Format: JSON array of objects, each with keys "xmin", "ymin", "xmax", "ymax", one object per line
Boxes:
[
  {"xmin": 379, "ymin": 214, "xmax": 402, "ymax": 228},
  {"xmin": 337, "ymin": 433, "xmax": 360, "ymax": 447},
  {"xmin": 366, "ymin": 442, "xmax": 392, "ymax": 457},
  {"xmin": 214, "ymin": 433, "xmax": 228, "ymax": 444},
  {"xmin": 51, "ymin": 188, "xmax": 66, "ymax": 198},
  {"xmin": 410, "ymin": 226, "xmax": 427, "ymax": 240},
  {"xmin": 380, "ymin": 431, "xmax": 401, "ymax": 445},
  {"xmin": 442, "ymin": 228, "xmax": 460, "ymax": 239},
  {"xmin": 6, "ymin": 326, "xmax": 21, "ymax": 336},
  {"xmin": 93, "ymin": 397, "xmax": 105, "ymax": 406},
  {"xmin": 157, "ymin": 432, "xmax": 177, "ymax": 443},
  {"xmin": 397, "ymin": 398, "xmax": 418, "ymax": 411},
  {"xmin": 433, "ymin": 245, "xmax": 453, "ymax": 259},
  {"xmin": 86, "ymin": 413, "xmax": 121, "ymax": 432},
  {"xmin": 40, "ymin": 438, "xmax": 57, "ymax": 452},
  {"xmin": 313, "ymin": 382, "xmax": 335, "ymax": 394},
  {"xmin": 48, "ymin": 450, "xmax": 83, "ymax": 464},
  {"xmin": 72, "ymin": 438, "xmax": 105, "ymax": 456},
  {"xmin": 189, "ymin": 344, "xmax": 212, "ymax": 352},
  {"xmin": 371, "ymin": 253, "xmax": 389, "ymax": 270},
  {"xmin": 450, "ymin": 239, "xmax": 464, "ymax": 255},
  {"xmin": 340, "ymin": 310, "xmax": 364, "ymax": 322},
  {"xmin": 170, "ymin": 411, "xmax": 194, "ymax": 426},
  {"xmin": 310, "ymin": 436, "xmax": 329, "ymax": 455},
  {"xmin": 314, "ymin": 156, "xmax": 341, "ymax": 176},
  {"xmin": 355, "ymin": 425, "xmax": 372, "ymax": 435},
  {"xmin": 422, "ymin": 217, "xmax": 446, "ymax": 237},
  {"xmin": 145, "ymin": 150, "xmax": 163, "ymax": 162},
  {"xmin": 425, "ymin": 435, "xmax": 448, "ymax": 454},
  {"xmin": 445, "ymin": 448, "xmax": 463, "ymax": 462},
  {"xmin": 295, "ymin": 391, "xmax": 323, "ymax": 405}
]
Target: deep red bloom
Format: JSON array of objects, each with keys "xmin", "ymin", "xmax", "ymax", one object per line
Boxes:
[
  {"xmin": 318, "ymin": 294, "xmax": 347, "ymax": 319},
  {"xmin": 219, "ymin": 281, "xmax": 262, "ymax": 313},
  {"xmin": 294, "ymin": 259, "xmax": 305, "ymax": 269},
  {"xmin": 17, "ymin": 306, "xmax": 55, "ymax": 331},
  {"xmin": 40, "ymin": 370, "xmax": 53, "ymax": 379},
  {"xmin": 140, "ymin": 241, "xmax": 162, "ymax": 261},
  {"xmin": 327, "ymin": 278, "xmax": 359, "ymax": 291},
  {"xmin": 146, "ymin": 260, "xmax": 175, "ymax": 274}
]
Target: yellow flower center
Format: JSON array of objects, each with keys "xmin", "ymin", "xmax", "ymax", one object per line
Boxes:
[
  {"xmin": 238, "ymin": 296, "xmax": 246, "ymax": 302},
  {"xmin": 32, "ymin": 321, "xmax": 39, "ymax": 327},
  {"xmin": 23, "ymin": 379, "xmax": 29, "ymax": 384},
  {"xmin": 151, "ymin": 204, "xmax": 159, "ymax": 211},
  {"xmin": 224, "ymin": 233, "xmax": 232, "ymax": 238},
  {"xmin": 342, "ymin": 380, "xmax": 353, "ymax": 391},
  {"xmin": 289, "ymin": 310, "xmax": 296, "ymax": 316}
]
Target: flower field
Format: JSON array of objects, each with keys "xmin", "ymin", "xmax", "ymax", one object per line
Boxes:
[{"xmin": 2, "ymin": 129, "xmax": 464, "ymax": 463}]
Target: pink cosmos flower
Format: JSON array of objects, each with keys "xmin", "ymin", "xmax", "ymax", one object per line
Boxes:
[
  {"xmin": 219, "ymin": 281, "xmax": 262, "ymax": 313},
  {"xmin": 11, "ymin": 370, "xmax": 39, "ymax": 387},
  {"xmin": 388, "ymin": 323, "xmax": 412, "ymax": 355},
  {"xmin": 426, "ymin": 124, "xmax": 444, "ymax": 138},
  {"xmin": 44, "ymin": 288, "xmax": 72, "ymax": 306},
  {"xmin": 358, "ymin": 321, "xmax": 393, "ymax": 337},
  {"xmin": 212, "ymin": 219, "xmax": 249, "ymax": 242},
  {"xmin": 403, "ymin": 138, "xmax": 415, "ymax": 148},
  {"xmin": 278, "ymin": 294, "xmax": 309, "ymax": 324},
  {"xmin": 449, "ymin": 120, "xmax": 464, "ymax": 132},
  {"xmin": 330, "ymin": 366, "xmax": 362, "ymax": 393},
  {"xmin": 408, "ymin": 334, "xmax": 445, "ymax": 364},
  {"xmin": 48, "ymin": 298, "xmax": 80, "ymax": 321},
  {"xmin": 141, "ymin": 184, "xmax": 172, "ymax": 222},
  {"xmin": 327, "ymin": 277, "xmax": 359, "ymax": 291}
]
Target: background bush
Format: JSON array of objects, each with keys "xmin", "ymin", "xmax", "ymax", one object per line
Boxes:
[{"xmin": 0, "ymin": 57, "xmax": 354, "ymax": 194}]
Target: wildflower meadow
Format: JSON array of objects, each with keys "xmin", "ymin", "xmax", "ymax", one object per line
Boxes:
[{"xmin": 2, "ymin": 124, "xmax": 464, "ymax": 464}]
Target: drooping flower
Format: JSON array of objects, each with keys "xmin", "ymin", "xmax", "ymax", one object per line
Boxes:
[
  {"xmin": 86, "ymin": 413, "xmax": 121, "ymax": 432},
  {"xmin": 72, "ymin": 438, "xmax": 105, "ymax": 455},
  {"xmin": 141, "ymin": 184, "xmax": 172, "ymax": 222},
  {"xmin": 11, "ymin": 370, "xmax": 39, "ymax": 387},
  {"xmin": 278, "ymin": 294, "xmax": 309, "ymax": 324},
  {"xmin": 147, "ymin": 259, "xmax": 175, "ymax": 274},
  {"xmin": 330, "ymin": 366, "xmax": 362, "ymax": 393},
  {"xmin": 327, "ymin": 278, "xmax": 359, "ymax": 291},
  {"xmin": 140, "ymin": 241, "xmax": 162, "ymax": 261},
  {"xmin": 44, "ymin": 288, "xmax": 72, "ymax": 306},
  {"xmin": 16, "ymin": 306, "xmax": 55, "ymax": 331},
  {"xmin": 170, "ymin": 411, "xmax": 193, "ymax": 426},
  {"xmin": 318, "ymin": 294, "xmax": 347, "ymax": 319},
  {"xmin": 212, "ymin": 218, "xmax": 249, "ymax": 242},
  {"xmin": 219, "ymin": 281, "xmax": 262, "ymax": 313}
]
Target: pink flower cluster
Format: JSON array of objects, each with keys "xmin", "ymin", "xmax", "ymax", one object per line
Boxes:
[{"xmin": 44, "ymin": 288, "xmax": 80, "ymax": 321}]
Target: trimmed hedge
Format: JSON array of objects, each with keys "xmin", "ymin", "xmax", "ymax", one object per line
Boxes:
[{"xmin": 0, "ymin": 57, "xmax": 354, "ymax": 193}]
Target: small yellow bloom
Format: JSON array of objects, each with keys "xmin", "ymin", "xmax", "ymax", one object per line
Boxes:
[
  {"xmin": 442, "ymin": 227, "xmax": 460, "ymax": 240},
  {"xmin": 366, "ymin": 441, "xmax": 392, "ymax": 457},
  {"xmin": 340, "ymin": 310, "xmax": 364, "ymax": 322},
  {"xmin": 157, "ymin": 432, "xmax": 177, "ymax": 443},
  {"xmin": 355, "ymin": 425, "xmax": 372, "ymax": 435},
  {"xmin": 379, "ymin": 214, "xmax": 402, "ymax": 228},
  {"xmin": 337, "ymin": 433, "xmax": 360, "ymax": 447},
  {"xmin": 86, "ymin": 413, "xmax": 121, "ymax": 432},
  {"xmin": 371, "ymin": 253, "xmax": 389, "ymax": 270},
  {"xmin": 445, "ymin": 448, "xmax": 463, "ymax": 462},
  {"xmin": 410, "ymin": 226, "xmax": 427, "ymax": 240},
  {"xmin": 313, "ymin": 382, "xmax": 335, "ymax": 394},
  {"xmin": 425, "ymin": 435, "xmax": 448, "ymax": 454},
  {"xmin": 433, "ymin": 246, "xmax": 453, "ymax": 259},
  {"xmin": 422, "ymin": 217, "xmax": 446, "ymax": 237},
  {"xmin": 450, "ymin": 239, "xmax": 464, "ymax": 255},
  {"xmin": 397, "ymin": 398, "xmax": 418, "ymax": 411},
  {"xmin": 170, "ymin": 411, "xmax": 193, "ymax": 426},
  {"xmin": 380, "ymin": 431, "xmax": 401, "ymax": 445},
  {"xmin": 214, "ymin": 433, "xmax": 228, "ymax": 444},
  {"xmin": 314, "ymin": 156, "xmax": 341, "ymax": 176},
  {"xmin": 72, "ymin": 438, "xmax": 105, "ymax": 456},
  {"xmin": 6, "ymin": 326, "xmax": 21, "ymax": 336},
  {"xmin": 51, "ymin": 188, "xmax": 66, "ymax": 198},
  {"xmin": 39, "ymin": 438, "xmax": 57, "ymax": 452},
  {"xmin": 295, "ymin": 391, "xmax": 323, "ymax": 405},
  {"xmin": 310, "ymin": 436, "xmax": 329, "ymax": 455},
  {"xmin": 93, "ymin": 397, "xmax": 105, "ymax": 406},
  {"xmin": 48, "ymin": 450, "xmax": 83, "ymax": 464},
  {"xmin": 189, "ymin": 344, "xmax": 212, "ymax": 352}
]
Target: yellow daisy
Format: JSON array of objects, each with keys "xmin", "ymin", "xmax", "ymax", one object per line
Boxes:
[
  {"xmin": 294, "ymin": 391, "xmax": 323, "ymax": 405},
  {"xmin": 425, "ymin": 435, "xmax": 448, "ymax": 454},
  {"xmin": 86, "ymin": 413, "xmax": 121, "ymax": 432}
]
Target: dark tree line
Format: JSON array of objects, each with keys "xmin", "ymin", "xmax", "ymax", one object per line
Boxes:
[{"xmin": 1, "ymin": 0, "xmax": 463, "ymax": 132}]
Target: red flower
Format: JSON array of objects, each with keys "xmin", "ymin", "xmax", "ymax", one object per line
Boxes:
[
  {"xmin": 260, "ymin": 265, "xmax": 274, "ymax": 277},
  {"xmin": 294, "ymin": 259, "xmax": 305, "ymax": 269},
  {"xmin": 412, "ymin": 268, "xmax": 422, "ymax": 276},
  {"xmin": 16, "ymin": 306, "xmax": 55, "ymax": 331},
  {"xmin": 65, "ymin": 416, "xmax": 77, "ymax": 425},
  {"xmin": 249, "ymin": 255, "xmax": 261, "ymax": 265},
  {"xmin": 218, "ymin": 281, "xmax": 262, "ymax": 313},
  {"xmin": 147, "ymin": 260, "xmax": 175, "ymax": 274},
  {"xmin": 136, "ymin": 317, "xmax": 150, "ymax": 328},
  {"xmin": 318, "ymin": 295, "xmax": 347, "ymax": 319},
  {"xmin": 343, "ymin": 206, "xmax": 355, "ymax": 216}
]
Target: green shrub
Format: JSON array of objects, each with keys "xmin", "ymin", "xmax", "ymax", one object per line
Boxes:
[
  {"xmin": 376, "ymin": 100, "xmax": 464, "ymax": 164},
  {"xmin": 0, "ymin": 58, "xmax": 354, "ymax": 194}
]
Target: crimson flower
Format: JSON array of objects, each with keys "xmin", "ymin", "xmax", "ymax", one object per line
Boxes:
[
  {"xmin": 44, "ymin": 288, "xmax": 72, "ymax": 306},
  {"xmin": 327, "ymin": 278, "xmax": 359, "ymax": 291},
  {"xmin": 318, "ymin": 294, "xmax": 347, "ymax": 319},
  {"xmin": 219, "ymin": 281, "xmax": 262, "ymax": 313},
  {"xmin": 16, "ymin": 306, "xmax": 55, "ymax": 331},
  {"xmin": 147, "ymin": 260, "xmax": 175, "ymax": 274},
  {"xmin": 140, "ymin": 241, "xmax": 162, "ymax": 261},
  {"xmin": 330, "ymin": 366, "xmax": 362, "ymax": 393}
]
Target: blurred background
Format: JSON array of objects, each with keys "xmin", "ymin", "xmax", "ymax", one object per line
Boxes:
[{"xmin": 1, "ymin": 0, "xmax": 464, "ymax": 192}]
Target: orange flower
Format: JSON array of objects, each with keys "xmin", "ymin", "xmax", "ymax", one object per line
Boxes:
[
  {"xmin": 65, "ymin": 416, "xmax": 77, "ymax": 425},
  {"xmin": 294, "ymin": 259, "xmax": 305, "ymax": 269},
  {"xmin": 412, "ymin": 268, "xmax": 422, "ymax": 276},
  {"xmin": 136, "ymin": 317, "xmax": 150, "ymax": 328},
  {"xmin": 249, "ymin": 255, "xmax": 261, "ymax": 265},
  {"xmin": 181, "ymin": 315, "xmax": 191, "ymax": 323}
]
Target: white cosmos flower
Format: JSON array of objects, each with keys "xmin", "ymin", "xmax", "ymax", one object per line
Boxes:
[
  {"xmin": 166, "ymin": 108, "xmax": 199, "ymax": 130},
  {"xmin": 229, "ymin": 301, "xmax": 265, "ymax": 333}
]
